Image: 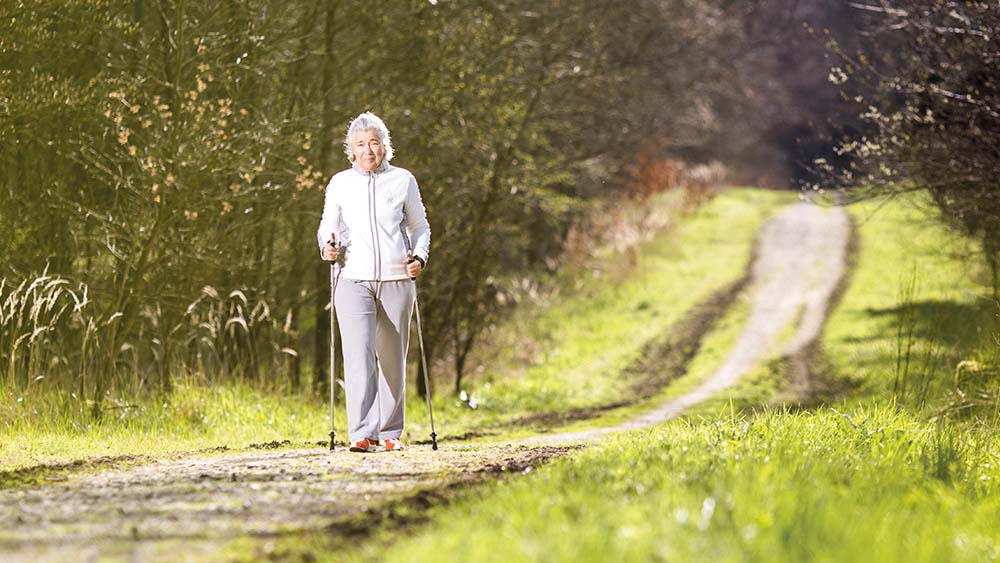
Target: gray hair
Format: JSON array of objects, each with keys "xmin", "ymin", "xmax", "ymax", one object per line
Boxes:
[{"xmin": 343, "ymin": 111, "xmax": 394, "ymax": 163}]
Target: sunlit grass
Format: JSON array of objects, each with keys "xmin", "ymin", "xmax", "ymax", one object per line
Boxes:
[
  {"xmin": 0, "ymin": 380, "xmax": 328, "ymax": 471},
  {"xmin": 365, "ymin": 407, "xmax": 1000, "ymax": 563},
  {"xmin": 821, "ymin": 195, "xmax": 999, "ymax": 414}
]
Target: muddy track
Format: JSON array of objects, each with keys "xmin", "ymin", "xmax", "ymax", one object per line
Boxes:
[{"xmin": 0, "ymin": 202, "xmax": 850, "ymax": 562}]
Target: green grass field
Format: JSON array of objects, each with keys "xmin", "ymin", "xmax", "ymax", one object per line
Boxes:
[
  {"xmin": 822, "ymin": 197, "xmax": 999, "ymax": 415},
  {"xmin": 370, "ymin": 408, "xmax": 1000, "ymax": 563}
]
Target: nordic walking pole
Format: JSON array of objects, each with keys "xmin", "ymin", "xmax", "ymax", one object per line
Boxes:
[
  {"xmin": 408, "ymin": 256, "xmax": 438, "ymax": 450},
  {"xmin": 326, "ymin": 239, "xmax": 340, "ymax": 451}
]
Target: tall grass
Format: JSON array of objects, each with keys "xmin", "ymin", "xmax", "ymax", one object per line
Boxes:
[
  {"xmin": 891, "ymin": 269, "xmax": 943, "ymax": 410},
  {"xmin": 0, "ymin": 378, "xmax": 330, "ymax": 471},
  {"xmin": 0, "ymin": 273, "xmax": 94, "ymax": 391},
  {"xmin": 179, "ymin": 285, "xmax": 299, "ymax": 387},
  {"xmin": 0, "ymin": 272, "xmax": 299, "ymax": 423}
]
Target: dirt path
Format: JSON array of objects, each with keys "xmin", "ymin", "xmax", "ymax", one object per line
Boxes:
[
  {"xmin": 0, "ymin": 202, "xmax": 849, "ymax": 562},
  {"xmin": 0, "ymin": 444, "xmax": 571, "ymax": 562},
  {"xmin": 527, "ymin": 201, "xmax": 849, "ymax": 443}
]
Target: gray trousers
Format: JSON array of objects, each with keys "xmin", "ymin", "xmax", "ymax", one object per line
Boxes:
[{"xmin": 335, "ymin": 278, "xmax": 415, "ymax": 442}]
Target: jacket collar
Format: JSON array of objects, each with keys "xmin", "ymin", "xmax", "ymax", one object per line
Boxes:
[{"xmin": 352, "ymin": 160, "xmax": 390, "ymax": 176}]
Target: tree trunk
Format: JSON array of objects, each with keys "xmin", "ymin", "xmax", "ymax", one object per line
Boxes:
[
  {"xmin": 986, "ymin": 237, "xmax": 999, "ymax": 311},
  {"xmin": 313, "ymin": 0, "xmax": 342, "ymax": 397}
]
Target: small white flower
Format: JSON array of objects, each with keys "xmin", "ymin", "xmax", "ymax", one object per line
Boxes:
[{"xmin": 828, "ymin": 67, "xmax": 848, "ymax": 85}]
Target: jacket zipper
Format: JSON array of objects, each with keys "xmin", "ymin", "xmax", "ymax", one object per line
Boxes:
[{"xmin": 367, "ymin": 170, "xmax": 382, "ymax": 283}]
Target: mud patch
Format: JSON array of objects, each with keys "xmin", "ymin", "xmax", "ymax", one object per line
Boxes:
[
  {"xmin": 505, "ymin": 401, "xmax": 630, "ymax": 432},
  {"xmin": 622, "ymin": 275, "xmax": 753, "ymax": 399},
  {"xmin": 323, "ymin": 445, "xmax": 573, "ymax": 538},
  {"xmin": 774, "ymin": 343, "xmax": 862, "ymax": 409},
  {"xmin": 0, "ymin": 454, "xmax": 155, "ymax": 491},
  {"xmin": 247, "ymin": 440, "xmax": 292, "ymax": 450},
  {"xmin": 413, "ymin": 429, "xmax": 501, "ymax": 446}
]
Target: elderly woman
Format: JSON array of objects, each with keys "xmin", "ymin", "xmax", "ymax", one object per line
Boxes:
[{"xmin": 316, "ymin": 112, "xmax": 431, "ymax": 452}]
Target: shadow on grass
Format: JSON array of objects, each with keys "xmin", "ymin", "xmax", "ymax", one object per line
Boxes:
[
  {"xmin": 816, "ymin": 297, "xmax": 1000, "ymax": 414},
  {"xmin": 863, "ymin": 298, "xmax": 997, "ymax": 350}
]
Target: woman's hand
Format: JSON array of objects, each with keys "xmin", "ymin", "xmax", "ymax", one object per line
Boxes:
[
  {"xmin": 406, "ymin": 253, "xmax": 423, "ymax": 279},
  {"xmin": 322, "ymin": 242, "xmax": 339, "ymax": 261}
]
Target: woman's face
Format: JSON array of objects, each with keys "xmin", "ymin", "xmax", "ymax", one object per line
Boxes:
[{"xmin": 352, "ymin": 129, "xmax": 385, "ymax": 172}]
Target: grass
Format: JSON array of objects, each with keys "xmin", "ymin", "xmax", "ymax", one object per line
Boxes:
[
  {"xmin": 363, "ymin": 407, "xmax": 1000, "ymax": 563},
  {"xmin": 820, "ymin": 195, "xmax": 999, "ymax": 415},
  {"xmin": 0, "ymin": 187, "xmax": 792, "ymax": 471},
  {"xmin": 0, "ymin": 381, "xmax": 327, "ymax": 474},
  {"xmin": 315, "ymin": 191, "xmax": 1000, "ymax": 562}
]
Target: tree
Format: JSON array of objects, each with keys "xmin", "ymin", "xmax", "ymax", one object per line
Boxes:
[
  {"xmin": 1, "ymin": 0, "xmax": 802, "ymax": 409},
  {"xmin": 817, "ymin": 1, "xmax": 1000, "ymax": 299}
]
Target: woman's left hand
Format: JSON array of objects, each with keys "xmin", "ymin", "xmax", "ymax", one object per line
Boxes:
[{"xmin": 406, "ymin": 254, "xmax": 423, "ymax": 279}]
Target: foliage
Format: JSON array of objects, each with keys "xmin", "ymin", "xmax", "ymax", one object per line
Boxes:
[
  {"xmin": 816, "ymin": 1, "xmax": 1000, "ymax": 293},
  {"xmin": 0, "ymin": 0, "xmax": 766, "ymax": 411}
]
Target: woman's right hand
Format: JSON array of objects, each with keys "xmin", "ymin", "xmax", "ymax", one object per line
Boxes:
[{"xmin": 321, "ymin": 242, "xmax": 339, "ymax": 261}]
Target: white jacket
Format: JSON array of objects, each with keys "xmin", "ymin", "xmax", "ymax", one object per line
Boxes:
[{"xmin": 317, "ymin": 162, "xmax": 431, "ymax": 281}]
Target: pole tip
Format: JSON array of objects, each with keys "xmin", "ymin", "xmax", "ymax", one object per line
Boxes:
[
  {"xmin": 329, "ymin": 431, "xmax": 336, "ymax": 451},
  {"xmin": 431, "ymin": 432, "xmax": 438, "ymax": 451}
]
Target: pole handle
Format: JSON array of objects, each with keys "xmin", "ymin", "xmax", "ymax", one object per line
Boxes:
[
  {"xmin": 323, "ymin": 239, "xmax": 340, "ymax": 264},
  {"xmin": 406, "ymin": 254, "xmax": 424, "ymax": 281}
]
